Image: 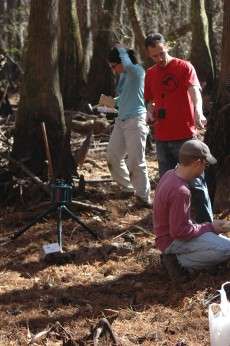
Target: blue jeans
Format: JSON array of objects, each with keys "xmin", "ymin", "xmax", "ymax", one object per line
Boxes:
[
  {"xmin": 165, "ymin": 232, "xmax": 230, "ymax": 269},
  {"xmin": 156, "ymin": 139, "xmax": 213, "ymax": 223}
]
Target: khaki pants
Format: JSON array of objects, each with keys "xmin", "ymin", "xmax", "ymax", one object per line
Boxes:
[{"xmin": 107, "ymin": 116, "xmax": 151, "ymax": 202}]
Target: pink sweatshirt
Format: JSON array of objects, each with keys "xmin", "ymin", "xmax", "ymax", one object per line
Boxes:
[{"xmin": 153, "ymin": 170, "xmax": 214, "ymax": 252}]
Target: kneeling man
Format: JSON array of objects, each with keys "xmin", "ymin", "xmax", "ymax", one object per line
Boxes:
[{"xmin": 153, "ymin": 139, "xmax": 230, "ymax": 271}]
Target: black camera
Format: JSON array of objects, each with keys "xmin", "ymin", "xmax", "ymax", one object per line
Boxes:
[
  {"xmin": 51, "ymin": 180, "xmax": 72, "ymax": 205},
  {"xmin": 158, "ymin": 108, "xmax": 166, "ymax": 119}
]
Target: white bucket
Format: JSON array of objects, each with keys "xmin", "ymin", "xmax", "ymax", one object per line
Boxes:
[{"xmin": 209, "ymin": 281, "xmax": 230, "ymax": 346}]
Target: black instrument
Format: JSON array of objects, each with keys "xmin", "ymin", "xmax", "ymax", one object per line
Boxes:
[{"xmin": 0, "ymin": 180, "xmax": 97, "ymax": 250}]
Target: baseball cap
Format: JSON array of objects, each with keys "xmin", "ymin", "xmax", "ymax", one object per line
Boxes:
[{"xmin": 179, "ymin": 139, "xmax": 217, "ymax": 165}]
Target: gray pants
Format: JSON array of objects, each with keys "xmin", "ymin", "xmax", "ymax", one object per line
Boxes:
[
  {"xmin": 165, "ymin": 232, "xmax": 230, "ymax": 270},
  {"xmin": 107, "ymin": 116, "xmax": 151, "ymax": 202}
]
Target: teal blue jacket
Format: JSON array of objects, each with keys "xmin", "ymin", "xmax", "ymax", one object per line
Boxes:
[{"xmin": 116, "ymin": 48, "xmax": 146, "ymax": 120}]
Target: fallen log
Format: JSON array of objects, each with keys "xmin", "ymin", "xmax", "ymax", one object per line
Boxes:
[
  {"xmin": 65, "ymin": 110, "xmax": 106, "ymax": 121},
  {"xmin": 73, "ymin": 177, "xmax": 113, "ymax": 184},
  {"xmin": 28, "ymin": 199, "xmax": 107, "ymax": 214},
  {"xmin": 71, "ymin": 118, "xmax": 109, "ymax": 135},
  {"xmin": 0, "ymin": 152, "xmax": 50, "ymax": 195},
  {"xmin": 71, "ymin": 200, "xmax": 107, "ymax": 213}
]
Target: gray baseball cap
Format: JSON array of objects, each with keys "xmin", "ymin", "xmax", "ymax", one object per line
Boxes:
[{"xmin": 179, "ymin": 139, "xmax": 217, "ymax": 165}]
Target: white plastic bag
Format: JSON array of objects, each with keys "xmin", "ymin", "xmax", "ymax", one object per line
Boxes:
[{"xmin": 209, "ymin": 281, "xmax": 230, "ymax": 346}]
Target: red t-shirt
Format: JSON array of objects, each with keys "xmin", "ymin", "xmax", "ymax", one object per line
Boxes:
[
  {"xmin": 153, "ymin": 170, "xmax": 214, "ymax": 252},
  {"xmin": 144, "ymin": 58, "xmax": 201, "ymax": 141}
]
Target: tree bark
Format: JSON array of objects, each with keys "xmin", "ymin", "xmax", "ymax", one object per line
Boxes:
[
  {"xmin": 87, "ymin": 0, "xmax": 118, "ymax": 104},
  {"xmin": 59, "ymin": 0, "xmax": 85, "ymax": 109},
  {"xmin": 12, "ymin": 0, "xmax": 74, "ymax": 180},
  {"xmin": 81, "ymin": 0, "xmax": 93, "ymax": 83},
  {"xmin": 190, "ymin": 0, "xmax": 214, "ymax": 90},
  {"xmin": 0, "ymin": 1, "xmax": 8, "ymax": 49},
  {"xmin": 205, "ymin": 0, "xmax": 218, "ymax": 84},
  {"xmin": 115, "ymin": 0, "xmax": 124, "ymax": 29},
  {"xmin": 126, "ymin": 0, "xmax": 146, "ymax": 63},
  {"xmin": 205, "ymin": 0, "xmax": 230, "ymax": 211}
]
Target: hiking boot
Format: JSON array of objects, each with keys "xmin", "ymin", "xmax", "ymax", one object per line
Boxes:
[{"xmin": 160, "ymin": 253, "xmax": 189, "ymax": 282}]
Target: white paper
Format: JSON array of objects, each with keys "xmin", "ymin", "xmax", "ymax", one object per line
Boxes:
[
  {"xmin": 42, "ymin": 242, "xmax": 61, "ymax": 255},
  {"xmin": 96, "ymin": 106, "xmax": 118, "ymax": 114}
]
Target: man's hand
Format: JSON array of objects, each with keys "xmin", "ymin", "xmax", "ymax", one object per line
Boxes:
[
  {"xmin": 195, "ymin": 110, "xmax": 207, "ymax": 129},
  {"xmin": 146, "ymin": 103, "xmax": 155, "ymax": 124},
  {"xmin": 212, "ymin": 220, "xmax": 230, "ymax": 234},
  {"xmin": 188, "ymin": 85, "xmax": 207, "ymax": 129}
]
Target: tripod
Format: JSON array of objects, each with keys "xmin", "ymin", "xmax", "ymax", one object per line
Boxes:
[{"xmin": 7, "ymin": 180, "xmax": 97, "ymax": 251}]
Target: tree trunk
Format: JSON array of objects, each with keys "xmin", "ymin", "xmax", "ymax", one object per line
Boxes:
[
  {"xmin": 0, "ymin": 1, "xmax": 8, "ymax": 49},
  {"xmin": 126, "ymin": 0, "xmax": 146, "ymax": 63},
  {"xmin": 205, "ymin": 0, "xmax": 230, "ymax": 211},
  {"xmin": 59, "ymin": 0, "xmax": 85, "ymax": 109},
  {"xmin": 12, "ymin": 0, "xmax": 74, "ymax": 180},
  {"xmin": 14, "ymin": 0, "xmax": 27, "ymax": 57},
  {"xmin": 87, "ymin": 0, "xmax": 118, "ymax": 104},
  {"xmin": 76, "ymin": 0, "xmax": 94, "ymax": 85},
  {"xmin": 205, "ymin": 0, "xmax": 218, "ymax": 84},
  {"xmin": 6, "ymin": 0, "xmax": 18, "ymax": 49},
  {"xmin": 115, "ymin": 0, "xmax": 124, "ymax": 29},
  {"xmin": 190, "ymin": 0, "xmax": 214, "ymax": 91}
]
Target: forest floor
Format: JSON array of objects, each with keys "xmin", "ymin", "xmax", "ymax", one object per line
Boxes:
[{"xmin": 0, "ymin": 144, "xmax": 229, "ymax": 346}]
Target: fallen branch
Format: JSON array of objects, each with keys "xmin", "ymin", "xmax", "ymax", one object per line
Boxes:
[
  {"xmin": 72, "ymin": 200, "xmax": 107, "ymax": 213},
  {"xmin": 28, "ymin": 199, "xmax": 107, "ymax": 213},
  {"xmin": 27, "ymin": 321, "xmax": 74, "ymax": 345},
  {"xmin": 65, "ymin": 110, "xmax": 105, "ymax": 121},
  {"xmin": 71, "ymin": 119, "xmax": 95, "ymax": 135},
  {"xmin": 7, "ymin": 154, "xmax": 50, "ymax": 195},
  {"xmin": 27, "ymin": 324, "xmax": 53, "ymax": 345},
  {"xmin": 74, "ymin": 131, "xmax": 93, "ymax": 167},
  {"xmin": 0, "ymin": 135, "xmax": 50, "ymax": 195},
  {"xmin": 93, "ymin": 318, "xmax": 121, "ymax": 346},
  {"xmin": 112, "ymin": 230, "xmax": 130, "ymax": 240},
  {"xmin": 73, "ymin": 177, "xmax": 113, "ymax": 184},
  {"xmin": 130, "ymin": 225, "xmax": 153, "ymax": 236}
]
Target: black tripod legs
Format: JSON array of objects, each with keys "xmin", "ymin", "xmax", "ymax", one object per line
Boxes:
[
  {"xmin": 10, "ymin": 205, "xmax": 56, "ymax": 241},
  {"xmin": 62, "ymin": 205, "xmax": 98, "ymax": 239},
  {"xmin": 57, "ymin": 206, "xmax": 63, "ymax": 251},
  {"xmin": 6, "ymin": 203, "xmax": 98, "ymax": 249}
]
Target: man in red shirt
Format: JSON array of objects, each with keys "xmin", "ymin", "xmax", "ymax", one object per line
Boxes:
[
  {"xmin": 144, "ymin": 33, "xmax": 212, "ymax": 223},
  {"xmin": 154, "ymin": 139, "xmax": 230, "ymax": 271}
]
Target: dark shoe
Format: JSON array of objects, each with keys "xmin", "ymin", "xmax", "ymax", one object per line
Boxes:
[
  {"xmin": 160, "ymin": 254, "xmax": 189, "ymax": 282},
  {"xmin": 119, "ymin": 190, "xmax": 134, "ymax": 199},
  {"xmin": 136, "ymin": 196, "xmax": 152, "ymax": 209}
]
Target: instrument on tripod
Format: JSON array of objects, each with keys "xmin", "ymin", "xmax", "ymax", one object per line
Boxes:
[
  {"xmin": 0, "ymin": 122, "xmax": 98, "ymax": 251},
  {"xmin": 0, "ymin": 179, "xmax": 97, "ymax": 251}
]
